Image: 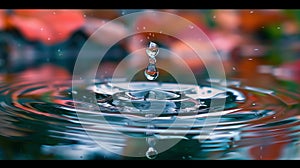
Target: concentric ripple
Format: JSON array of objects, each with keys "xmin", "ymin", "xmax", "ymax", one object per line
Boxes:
[{"xmin": 0, "ymin": 76, "xmax": 299, "ymax": 160}]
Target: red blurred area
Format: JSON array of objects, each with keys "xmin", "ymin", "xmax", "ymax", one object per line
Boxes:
[
  {"xmin": 0, "ymin": 9, "xmax": 299, "ymax": 85},
  {"xmin": 1, "ymin": 9, "xmax": 84, "ymax": 45}
]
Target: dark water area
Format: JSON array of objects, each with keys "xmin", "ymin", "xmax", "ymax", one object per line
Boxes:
[{"xmin": 0, "ymin": 65, "xmax": 299, "ymax": 160}]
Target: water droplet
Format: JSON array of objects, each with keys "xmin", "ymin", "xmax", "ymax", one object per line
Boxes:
[
  {"xmin": 146, "ymin": 147, "xmax": 158, "ymax": 159},
  {"xmin": 232, "ymin": 67, "xmax": 236, "ymax": 71},
  {"xmin": 146, "ymin": 42, "xmax": 159, "ymax": 58},
  {"xmin": 47, "ymin": 37, "xmax": 51, "ymax": 41},
  {"xmin": 213, "ymin": 15, "xmax": 216, "ymax": 19},
  {"xmin": 148, "ymin": 58, "xmax": 156, "ymax": 64},
  {"xmin": 189, "ymin": 25, "xmax": 194, "ymax": 29},
  {"xmin": 248, "ymin": 58, "xmax": 253, "ymax": 61},
  {"xmin": 250, "ymin": 11, "xmax": 254, "ymax": 14},
  {"xmin": 252, "ymin": 103, "xmax": 256, "ymax": 106},
  {"xmin": 144, "ymin": 63, "xmax": 159, "ymax": 80},
  {"xmin": 145, "ymin": 42, "xmax": 159, "ymax": 80},
  {"xmin": 146, "ymin": 137, "xmax": 157, "ymax": 147},
  {"xmin": 254, "ymin": 48, "xmax": 259, "ymax": 51},
  {"xmin": 53, "ymin": 11, "xmax": 56, "ymax": 15},
  {"xmin": 277, "ymin": 26, "xmax": 281, "ymax": 29},
  {"xmin": 40, "ymin": 27, "xmax": 44, "ymax": 31},
  {"xmin": 83, "ymin": 14, "xmax": 86, "ymax": 18},
  {"xmin": 143, "ymin": 26, "xmax": 146, "ymax": 30}
]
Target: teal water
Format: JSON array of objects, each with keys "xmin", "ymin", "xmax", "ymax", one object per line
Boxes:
[{"xmin": 0, "ymin": 73, "xmax": 299, "ymax": 160}]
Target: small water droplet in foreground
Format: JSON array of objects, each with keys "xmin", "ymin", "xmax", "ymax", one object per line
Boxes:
[
  {"xmin": 146, "ymin": 147, "xmax": 158, "ymax": 159},
  {"xmin": 146, "ymin": 137, "xmax": 157, "ymax": 147}
]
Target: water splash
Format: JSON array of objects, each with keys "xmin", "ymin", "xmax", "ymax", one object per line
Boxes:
[{"xmin": 0, "ymin": 74, "xmax": 299, "ymax": 159}]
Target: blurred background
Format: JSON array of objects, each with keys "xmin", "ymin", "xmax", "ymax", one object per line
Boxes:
[{"xmin": 0, "ymin": 9, "xmax": 299, "ymax": 87}]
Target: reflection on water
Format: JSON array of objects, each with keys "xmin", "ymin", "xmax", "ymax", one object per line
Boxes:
[{"xmin": 0, "ymin": 64, "xmax": 299, "ymax": 160}]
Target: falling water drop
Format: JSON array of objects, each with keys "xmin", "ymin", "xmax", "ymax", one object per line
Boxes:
[
  {"xmin": 146, "ymin": 41, "xmax": 159, "ymax": 58},
  {"xmin": 146, "ymin": 137, "xmax": 157, "ymax": 147},
  {"xmin": 144, "ymin": 42, "xmax": 159, "ymax": 80},
  {"xmin": 146, "ymin": 147, "xmax": 158, "ymax": 159},
  {"xmin": 144, "ymin": 64, "xmax": 159, "ymax": 80}
]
